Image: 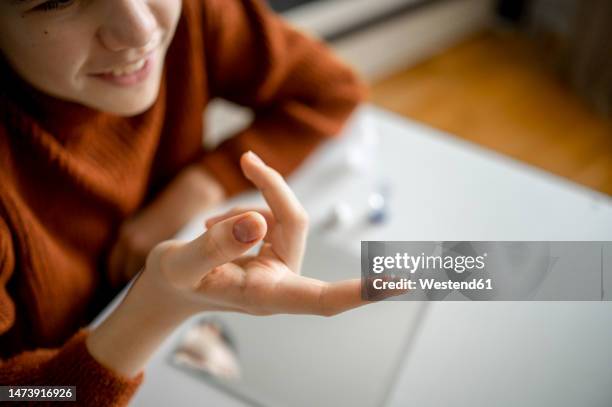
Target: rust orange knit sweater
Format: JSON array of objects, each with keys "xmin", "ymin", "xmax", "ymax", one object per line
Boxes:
[{"xmin": 0, "ymin": 0, "xmax": 365, "ymax": 405}]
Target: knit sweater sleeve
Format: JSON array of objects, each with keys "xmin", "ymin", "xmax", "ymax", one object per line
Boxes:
[
  {"xmin": 0, "ymin": 216, "xmax": 143, "ymax": 406},
  {"xmin": 198, "ymin": 0, "xmax": 367, "ymax": 196}
]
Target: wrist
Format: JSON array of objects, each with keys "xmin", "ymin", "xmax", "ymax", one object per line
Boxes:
[{"xmin": 86, "ymin": 269, "xmax": 188, "ymax": 378}]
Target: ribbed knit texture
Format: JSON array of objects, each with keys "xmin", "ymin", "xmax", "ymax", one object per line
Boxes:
[
  {"xmin": 0, "ymin": 329, "xmax": 143, "ymax": 406},
  {"xmin": 0, "ymin": 0, "xmax": 365, "ymax": 405}
]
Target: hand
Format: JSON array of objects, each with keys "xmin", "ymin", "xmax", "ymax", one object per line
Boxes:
[
  {"xmin": 87, "ymin": 152, "xmax": 368, "ymax": 378},
  {"xmin": 106, "ymin": 165, "xmax": 225, "ymax": 287},
  {"xmin": 141, "ymin": 151, "xmax": 365, "ymax": 317}
]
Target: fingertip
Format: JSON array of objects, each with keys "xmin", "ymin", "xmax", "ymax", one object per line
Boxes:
[
  {"xmin": 245, "ymin": 150, "xmax": 265, "ymax": 165},
  {"xmin": 240, "ymin": 151, "xmax": 266, "ymax": 179},
  {"xmin": 248, "ymin": 210, "xmax": 267, "ymax": 224},
  {"xmin": 240, "ymin": 153, "xmax": 253, "ymax": 180},
  {"xmin": 232, "ymin": 211, "xmax": 267, "ymax": 244}
]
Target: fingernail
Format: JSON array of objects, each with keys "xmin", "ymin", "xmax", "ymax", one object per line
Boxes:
[
  {"xmin": 233, "ymin": 215, "xmax": 262, "ymax": 243},
  {"xmin": 247, "ymin": 151, "xmax": 265, "ymax": 165}
]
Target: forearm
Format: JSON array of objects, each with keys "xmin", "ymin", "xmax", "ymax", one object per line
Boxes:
[
  {"xmin": 199, "ymin": 99, "xmax": 363, "ymax": 197},
  {"xmin": 85, "ymin": 274, "xmax": 186, "ymax": 378},
  {"xmin": 145, "ymin": 164, "xmax": 226, "ymax": 231},
  {"xmin": 201, "ymin": 0, "xmax": 366, "ymax": 197}
]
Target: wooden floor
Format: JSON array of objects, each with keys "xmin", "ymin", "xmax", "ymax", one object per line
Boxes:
[{"xmin": 370, "ymin": 30, "xmax": 612, "ymax": 196}]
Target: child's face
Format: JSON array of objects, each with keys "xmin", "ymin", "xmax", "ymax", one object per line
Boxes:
[{"xmin": 0, "ymin": 0, "xmax": 182, "ymax": 116}]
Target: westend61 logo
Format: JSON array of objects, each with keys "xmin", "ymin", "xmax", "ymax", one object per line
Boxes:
[
  {"xmin": 371, "ymin": 252, "xmax": 488, "ymax": 274},
  {"xmin": 361, "ymin": 241, "xmax": 611, "ymax": 301}
]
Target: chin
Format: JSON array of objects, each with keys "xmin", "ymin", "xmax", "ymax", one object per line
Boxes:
[
  {"xmin": 81, "ymin": 74, "xmax": 163, "ymax": 116},
  {"xmin": 104, "ymin": 94, "xmax": 159, "ymax": 116},
  {"xmin": 110, "ymin": 87, "xmax": 161, "ymax": 116}
]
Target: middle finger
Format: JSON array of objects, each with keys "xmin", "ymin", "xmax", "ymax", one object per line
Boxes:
[{"xmin": 240, "ymin": 152, "xmax": 308, "ymax": 271}]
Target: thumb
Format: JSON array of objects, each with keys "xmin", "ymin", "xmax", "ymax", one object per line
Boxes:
[{"xmin": 152, "ymin": 212, "xmax": 267, "ymax": 288}]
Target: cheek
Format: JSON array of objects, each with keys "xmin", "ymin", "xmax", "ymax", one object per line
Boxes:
[
  {"xmin": 155, "ymin": 0, "xmax": 182, "ymax": 36},
  {"xmin": 33, "ymin": 31, "xmax": 90, "ymax": 80},
  {"xmin": 4, "ymin": 24, "xmax": 93, "ymax": 93}
]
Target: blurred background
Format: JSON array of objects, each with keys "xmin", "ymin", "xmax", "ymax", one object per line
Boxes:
[{"xmin": 263, "ymin": 0, "xmax": 612, "ymax": 196}]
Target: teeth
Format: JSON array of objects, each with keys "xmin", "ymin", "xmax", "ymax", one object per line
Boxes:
[{"xmin": 108, "ymin": 59, "xmax": 146, "ymax": 76}]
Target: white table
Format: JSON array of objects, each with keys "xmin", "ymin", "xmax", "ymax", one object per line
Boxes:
[{"xmin": 106, "ymin": 105, "xmax": 612, "ymax": 407}]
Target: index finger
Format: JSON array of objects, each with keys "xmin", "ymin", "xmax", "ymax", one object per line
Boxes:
[{"xmin": 240, "ymin": 152, "xmax": 307, "ymax": 228}]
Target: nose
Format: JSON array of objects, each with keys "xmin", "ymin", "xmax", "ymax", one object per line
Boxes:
[{"xmin": 98, "ymin": 0, "xmax": 157, "ymax": 52}]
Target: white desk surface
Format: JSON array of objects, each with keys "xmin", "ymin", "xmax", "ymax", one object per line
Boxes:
[{"xmin": 121, "ymin": 105, "xmax": 612, "ymax": 407}]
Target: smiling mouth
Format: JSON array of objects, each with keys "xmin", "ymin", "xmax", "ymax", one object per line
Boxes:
[
  {"xmin": 90, "ymin": 52, "xmax": 156, "ymax": 87},
  {"xmin": 101, "ymin": 58, "xmax": 148, "ymax": 77},
  {"xmin": 90, "ymin": 32, "xmax": 164, "ymax": 86}
]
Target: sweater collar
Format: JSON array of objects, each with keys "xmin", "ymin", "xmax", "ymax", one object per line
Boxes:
[
  {"xmin": 0, "ymin": 58, "xmax": 120, "ymax": 145},
  {"xmin": 0, "ymin": 57, "xmax": 167, "ymax": 214}
]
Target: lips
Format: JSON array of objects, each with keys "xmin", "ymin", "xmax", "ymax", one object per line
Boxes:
[
  {"xmin": 90, "ymin": 53, "xmax": 155, "ymax": 87},
  {"xmin": 88, "ymin": 30, "xmax": 164, "ymax": 87},
  {"xmin": 103, "ymin": 58, "xmax": 147, "ymax": 76}
]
